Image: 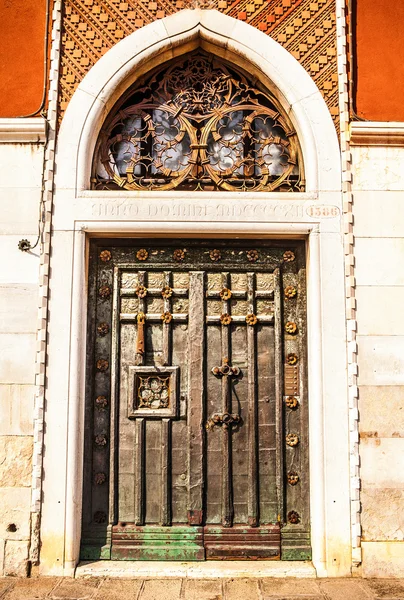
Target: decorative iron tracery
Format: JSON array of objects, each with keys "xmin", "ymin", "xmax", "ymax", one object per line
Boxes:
[{"xmin": 92, "ymin": 52, "xmax": 305, "ymax": 192}]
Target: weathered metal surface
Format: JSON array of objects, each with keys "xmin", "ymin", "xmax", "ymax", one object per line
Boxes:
[{"xmin": 81, "ymin": 240, "xmax": 310, "ymax": 561}]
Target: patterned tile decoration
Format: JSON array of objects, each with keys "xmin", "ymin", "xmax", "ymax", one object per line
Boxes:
[{"xmin": 59, "ymin": 0, "xmax": 338, "ymax": 129}]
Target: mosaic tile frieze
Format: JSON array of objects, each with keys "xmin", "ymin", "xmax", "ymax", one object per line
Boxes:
[{"xmin": 59, "ymin": 0, "xmax": 338, "ymax": 128}]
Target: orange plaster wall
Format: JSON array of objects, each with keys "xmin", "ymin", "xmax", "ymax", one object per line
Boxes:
[
  {"xmin": 355, "ymin": 0, "xmax": 404, "ymax": 121},
  {"xmin": 0, "ymin": 0, "xmax": 47, "ymax": 117}
]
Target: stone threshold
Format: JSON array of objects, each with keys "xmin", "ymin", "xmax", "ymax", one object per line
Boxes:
[{"xmin": 76, "ymin": 560, "xmax": 316, "ymax": 579}]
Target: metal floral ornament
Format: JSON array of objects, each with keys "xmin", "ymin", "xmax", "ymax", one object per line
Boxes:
[
  {"xmin": 98, "ymin": 285, "xmax": 111, "ymax": 299},
  {"xmin": 286, "ymin": 353, "xmax": 298, "ymax": 366},
  {"xmin": 288, "ymin": 510, "xmax": 300, "ymax": 524},
  {"xmin": 99, "ymin": 250, "xmax": 112, "ymax": 262},
  {"xmin": 287, "ymin": 472, "xmax": 300, "ymax": 486},
  {"xmin": 161, "ymin": 286, "xmax": 173, "ymax": 299},
  {"xmin": 160, "ymin": 312, "xmax": 173, "ymax": 324},
  {"xmin": 286, "ymin": 433, "xmax": 299, "ymax": 447},
  {"xmin": 284, "ymin": 285, "xmax": 297, "ymax": 299},
  {"xmin": 285, "ymin": 396, "xmax": 299, "ymax": 409},
  {"xmin": 97, "ymin": 322, "xmax": 110, "ymax": 336},
  {"xmin": 173, "ymin": 248, "xmax": 186, "ymax": 262},
  {"xmin": 246, "ymin": 313, "xmax": 258, "ymax": 326},
  {"xmin": 285, "ymin": 321, "xmax": 298, "ymax": 334},
  {"xmin": 246, "ymin": 249, "xmax": 259, "ymax": 262},
  {"xmin": 136, "ymin": 249, "xmax": 149, "ymax": 261},
  {"xmin": 220, "ymin": 313, "xmax": 232, "ymax": 325},
  {"xmin": 96, "ymin": 359, "xmax": 109, "ymax": 372},
  {"xmin": 219, "ymin": 288, "xmax": 232, "ymax": 300},
  {"xmin": 283, "ymin": 250, "xmax": 295, "ymax": 262},
  {"xmin": 210, "ymin": 249, "xmax": 221, "ymax": 262},
  {"xmin": 135, "ymin": 285, "xmax": 147, "ymax": 298}
]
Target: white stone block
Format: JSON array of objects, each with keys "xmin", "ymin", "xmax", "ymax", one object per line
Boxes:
[
  {"xmin": 357, "ymin": 286, "xmax": 404, "ymax": 335},
  {"xmin": 352, "ymin": 145, "xmax": 404, "ymax": 191},
  {"xmin": 0, "ymin": 384, "xmax": 34, "ymax": 435},
  {"xmin": 361, "ymin": 488, "xmax": 404, "ymax": 541},
  {"xmin": 357, "ymin": 335, "xmax": 404, "ymax": 386},
  {"xmin": 0, "ymin": 236, "xmax": 40, "ymax": 284},
  {"xmin": 0, "ymin": 284, "xmax": 37, "ymax": 334},
  {"xmin": 0, "ymin": 187, "xmax": 41, "ymax": 235},
  {"xmin": 0, "ymin": 487, "xmax": 31, "ymax": 540},
  {"xmin": 355, "ymin": 238, "xmax": 404, "ymax": 286},
  {"xmin": 359, "ymin": 385, "xmax": 404, "ymax": 438},
  {"xmin": 0, "ymin": 144, "xmax": 44, "ymax": 189},
  {"xmin": 353, "ymin": 191, "xmax": 404, "ymax": 237},
  {"xmin": 362, "ymin": 541, "xmax": 404, "ymax": 577},
  {"xmin": 360, "ymin": 438, "xmax": 404, "ymax": 488},
  {"xmin": 0, "ymin": 333, "xmax": 36, "ymax": 384}
]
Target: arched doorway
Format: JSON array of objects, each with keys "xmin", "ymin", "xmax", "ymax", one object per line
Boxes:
[{"xmin": 41, "ymin": 9, "xmax": 350, "ymax": 576}]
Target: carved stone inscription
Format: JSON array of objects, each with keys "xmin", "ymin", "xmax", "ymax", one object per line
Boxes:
[{"xmin": 88, "ymin": 199, "xmax": 307, "ymax": 221}]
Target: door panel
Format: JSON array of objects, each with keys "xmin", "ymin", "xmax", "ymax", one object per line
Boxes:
[{"xmin": 81, "ymin": 240, "xmax": 310, "ymax": 561}]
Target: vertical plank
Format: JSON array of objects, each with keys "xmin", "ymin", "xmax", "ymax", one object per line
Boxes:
[
  {"xmin": 188, "ymin": 271, "xmax": 205, "ymax": 525},
  {"xmin": 162, "ymin": 271, "xmax": 172, "ymax": 366},
  {"xmin": 161, "ymin": 418, "xmax": 171, "ymax": 525},
  {"xmin": 134, "ymin": 417, "xmax": 145, "ymax": 525},
  {"xmin": 247, "ymin": 272, "xmax": 259, "ymax": 527},
  {"xmin": 109, "ymin": 266, "xmax": 120, "ymax": 524},
  {"xmin": 221, "ymin": 272, "xmax": 233, "ymax": 527},
  {"xmin": 274, "ymin": 268, "xmax": 285, "ymax": 522}
]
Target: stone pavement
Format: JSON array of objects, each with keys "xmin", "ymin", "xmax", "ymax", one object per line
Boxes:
[{"xmin": 1, "ymin": 578, "xmax": 404, "ymax": 600}]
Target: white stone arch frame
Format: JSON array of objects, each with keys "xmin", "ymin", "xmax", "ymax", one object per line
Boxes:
[{"xmin": 41, "ymin": 9, "xmax": 351, "ymax": 577}]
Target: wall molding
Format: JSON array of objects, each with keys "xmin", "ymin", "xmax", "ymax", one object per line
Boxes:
[
  {"xmin": 350, "ymin": 121, "xmax": 404, "ymax": 146},
  {"xmin": 0, "ymin": 117, "xmax": 46, "ymax": 143}
]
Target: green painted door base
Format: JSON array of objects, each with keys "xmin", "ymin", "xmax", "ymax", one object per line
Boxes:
[{"xmin": 110, "ymin": 526, "xmax": 205, "ymax": 561}]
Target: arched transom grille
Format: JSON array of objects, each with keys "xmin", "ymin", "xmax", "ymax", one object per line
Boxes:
[{"xmin": 92, "ymin": 52, "xmax": 305, "ymax": 192}]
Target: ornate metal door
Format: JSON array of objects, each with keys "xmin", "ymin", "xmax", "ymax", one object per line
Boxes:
[{"xmin": 81, "ymin": 240, "xmax": 310, "ymax": 561}]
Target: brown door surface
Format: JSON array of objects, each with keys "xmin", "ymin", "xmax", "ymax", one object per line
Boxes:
[{"xmin": 81, "ymin": 240, "xmax": 310, "ymax": 561}]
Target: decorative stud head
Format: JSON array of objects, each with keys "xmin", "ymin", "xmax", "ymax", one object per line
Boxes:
[
  {"xmin": 284, "ymin": 286, "xmax": 297, "ymax": 299},
  {"xmin": 136, "ymin": 249, "xmax": 149, "ymax": 261},
  {"xmin": 98, "ymin": 285, "xmax": 111, "ymax": 299},
  {"xmin": 283, "ymin": 250, "xmax": 295, "ymax": 262},
  {"xmin": 246, "ymin": 249, "xmax": 259, "ymax": 262},
  {"xmin": 286, "ymin": 353, "xmax": 298, "ymax": 366},
  {"xmin": 97, "ymin": 322, "xmax": 110, "ymax": 336},
  {"xmin": 285, "ymin": 321, "xmax": 297, "ymax": 334},
  {"xmin": 285, "ymin": 396, "xmax": 299, "ymax": 410},
  {"xmin": 220, "ymin": 313, "xmax": 232, "ymax": 325},
  {"xmin": 287, "ymin": 472, "xmax": 300, "ymax": 486},
  {"xmin": 94, "ymin": 472, "xmax": 107, "ymax": 485},
  {"xmin": 93, "ymin": 511, "xmax": 107, "ymax": 524},
  {"xmin": 161, "ymin": 286, "xmax": 173, "ymax": 299},
  {"xmin": 246, "ymin": 313, "xmax": 258, "ymax": 326},
  {"xmin": 94, "ymin": 434, "xmax": 107, "ymax": 446},
  {"xmin": 173, "ymin": 248, "xmax": 186, "ymax": 262},
  {"xmin": 135, "ymin": 285, "xmax": 147, "ymax": 298},
  {"xmin": 95, "ymin": 395, "xmax": 108, "ymax": 410},
  {"xmin": 99, "ymin": 250, "xmax": 112, "ymax": 262},
  {"xmin": 96, "ymin": 359, "xmax": 109, "ymax": 372},
  {"xmin": 18, "ymin": 239, "xmax": 31, "ymax": 252},
  {"xmin": 209, "ymin": 249, "xmax": 221, "ymax": 262},
  {"xmin": 286, "ymin": 433, "xmax": 299, "ymax": 447},
  {"xmin": 287, "ymin": 510, "xmax": 300, "ymax": 524},
  {"xmin": 219, "ymin": 287, "xmax": 232, "ymax": 300},
  {"xmin": 160, "ymin": 311, "xmax": 173, "ymax": 324}
]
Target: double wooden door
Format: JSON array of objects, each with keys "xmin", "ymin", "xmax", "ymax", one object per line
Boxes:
[{"xmin": 82, "ymin": 240, "xmax": 310, "ymax": 561}]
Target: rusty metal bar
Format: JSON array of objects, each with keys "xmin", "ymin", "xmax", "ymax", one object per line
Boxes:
[
  {"xmin": 247, "ymin": 272, "xmax": 259, "ymax": 527},
  {"xmin": 162, "ymin": 271, "xmax": 172, "ymax": 366},
  {"xmin": 221, "ymin": 272, "xmax": 233, "ymax": 528}
]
